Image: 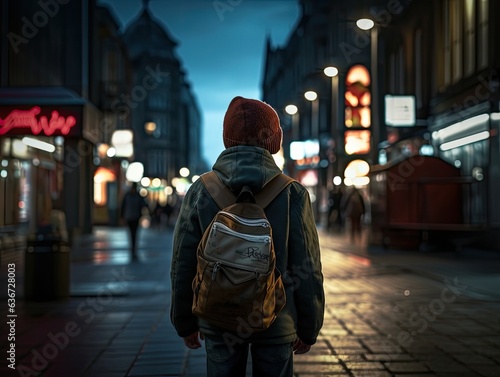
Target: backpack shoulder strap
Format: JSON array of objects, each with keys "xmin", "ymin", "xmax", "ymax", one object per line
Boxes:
[
  {"xmin": 200, "ymin": 171, "xmax": 295, "ymax": 210},
  {"xmin": 200, "ymin": 171, "xmax": 236, "ymax": 209},
  {"xmin": 255, "ymin": 174, "xmax": 295, "ymax": 208}
]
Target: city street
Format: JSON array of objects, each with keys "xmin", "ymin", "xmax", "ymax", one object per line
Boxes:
[{"xmin": 1, "ymin": 225, "xmax": 500, "ymax": 376}]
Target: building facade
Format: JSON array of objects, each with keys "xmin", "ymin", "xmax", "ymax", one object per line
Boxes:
[
  {"xmin": 122, "ymin": 5, "xmax": 205, "ymax": 189},
  {"xmin": 262, "ymin": 0, "xmax": 500, "ymax": 249},
  {"xmin": 262, "ymin": 0, "xmax": 389, "ymax": 220},
  {"xmin": 0, "ymin": 0, "xmax": 205, "ymax": 242},
  {"xmin": 0, "ymin": 0, "xmax": 109, "ymax": 241}
]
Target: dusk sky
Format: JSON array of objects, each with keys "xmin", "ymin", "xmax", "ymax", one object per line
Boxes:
[{"xmin": 99, "ymin": 0, "xmax": 300, "ymax": 167}]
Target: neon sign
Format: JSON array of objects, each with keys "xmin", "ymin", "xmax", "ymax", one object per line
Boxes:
[{"xmin": 0, "ymin": 106, "xmax": 77, "ymax": 136}]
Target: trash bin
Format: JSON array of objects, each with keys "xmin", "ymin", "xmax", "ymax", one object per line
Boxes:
[{"xmin": 24, "ymin": 233, "xmax": 70, "ymax": 301}]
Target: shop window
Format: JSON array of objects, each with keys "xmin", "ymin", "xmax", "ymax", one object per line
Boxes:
[{"xmin": 93, "ymin": 167, "xmax": 116, "ymax": 206}]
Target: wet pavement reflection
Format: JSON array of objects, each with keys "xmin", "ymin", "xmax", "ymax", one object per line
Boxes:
[{"xmin": 0, "ymin": 225, "xmax": 499, "ymax": 376}]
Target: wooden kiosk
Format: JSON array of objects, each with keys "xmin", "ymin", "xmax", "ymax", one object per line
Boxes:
[{"xmin": 369, "ymin": 155, "xmax": 485, "ymax": 250}]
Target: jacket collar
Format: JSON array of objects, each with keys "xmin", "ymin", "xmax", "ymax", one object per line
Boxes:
[{"xmin": 212, "ymin": 146, "xmax": 282, "ymax": 194}]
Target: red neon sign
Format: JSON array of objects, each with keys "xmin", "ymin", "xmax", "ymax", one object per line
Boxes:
[{"xmin": 0, "ymin": 106, "xmax": 77, "ymax": 136}]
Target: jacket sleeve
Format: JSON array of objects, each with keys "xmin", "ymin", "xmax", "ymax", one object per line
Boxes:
[
  {"xmin": 288, "ymin": 185, "xmax": 325, "ymax": 345},
  {"xmin": 170, "ymin": 183, "xmax": 204, "ymax": 337}
]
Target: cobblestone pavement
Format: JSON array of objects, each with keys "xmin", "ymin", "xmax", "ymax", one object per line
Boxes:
[{"xmin": 0, "ymin": 226, "xmax": 499, "ymax": 376}]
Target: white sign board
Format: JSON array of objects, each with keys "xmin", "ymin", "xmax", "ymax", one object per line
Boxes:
[
  {"xmin": 290, "ymin": 140, "xmax": 319, "ymax": 160},
  {"xmin": 385, "ymin": 95, "xmax": 416, "ymax": 127}
]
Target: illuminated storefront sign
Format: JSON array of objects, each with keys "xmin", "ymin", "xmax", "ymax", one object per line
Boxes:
[
  {"xmin": 344, "ymin": 130, "xmax": 371, "ymax": 155},
  {"xmin": 385, "ymin": 95, "xmax": 416, "ymax": 127},
  {"xmin": 0, "ymin": 106, "xmax": 78, "ymax": 136}
]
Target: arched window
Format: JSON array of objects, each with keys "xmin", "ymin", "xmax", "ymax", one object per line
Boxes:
[
  {"xmin": 344, "ymin": 65, "xmax": 372, "ymax": 156},
  {"xmin": 345, "ymin": 65, "xmax": 371, "ymax": 129}
]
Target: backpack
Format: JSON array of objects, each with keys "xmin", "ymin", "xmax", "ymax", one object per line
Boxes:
[{"xmin": 192, "ymin": 171, "xmax": 294, "ymax": 333}]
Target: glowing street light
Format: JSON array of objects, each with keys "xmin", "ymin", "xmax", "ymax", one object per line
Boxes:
[
  {"xmin": 356, "ymin": 18, "xmax": 374, "ymax": 30},
  {"xmin": 285, "ymin": 104, "xmax": 298, "ymax": 115},
  {"xmin": 323, "ymin": 66, "xmax": 339, "ymax": 77},
  {"xmin": 304, "ymin": 91, "xmax": 318, "ymax": 101}
]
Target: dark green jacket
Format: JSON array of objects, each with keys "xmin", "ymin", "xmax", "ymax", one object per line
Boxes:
[{"xmin": 170, "ymin": 146, "xmax": 324, "ymax": 345}]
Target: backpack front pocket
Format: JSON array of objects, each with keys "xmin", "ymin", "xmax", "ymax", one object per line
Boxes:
[{"xmin": 205, "ymin": 222, "xmax": 271, "ymax": 274}]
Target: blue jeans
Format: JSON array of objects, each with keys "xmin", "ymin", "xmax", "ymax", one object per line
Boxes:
[{"xmin": 204, "ymin": 335, "xmax": 293, "ymax": 377}]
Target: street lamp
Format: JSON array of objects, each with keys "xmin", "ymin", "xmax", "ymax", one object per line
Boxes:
[
  {"xmin": 285, "ymin": 104, "xmax": 299, "ymax": 141},
  {"xmin": 356, "ymin": 18, "xmax": 374, "ymax": 31},
  {"xmin": 285, "ymin": 104, "xmax": 298, "ymax": 115},
  {"xmin": 324, "ymin": 66, "xmax": 340, "ymax": 194},
  {"xmin": 304, "ymin": 91, "xmax": 319, "ymax": 140},
  {"xmin": 323, "ymin": 66, "xmax": 339, "ymax": 141},
  {"xmin": 356, "ymin": 17, "xmax": 380, "ymax": 164},
  {"xmin": 304, "ymin": 90, "xmax": 321, "ymax": 220}
]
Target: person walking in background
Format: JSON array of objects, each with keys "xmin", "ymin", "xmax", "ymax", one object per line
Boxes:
[
  {"xmin": 121, "ymin": 184, "xmax": 148, "ymax": 260},
  {"xmin": 340, "ymin": 186, "xmax": 366, "ymax": 243},
  {"xmin": 152, "ymin": 201, "xmax": 164, "ymax": 230},
  {"xmin": 163, "ymin": 201, "xmax": 174, "ymax": 228},
  {"xmin": 327, "ymin": 185, "xmax": 344, "ymax": 231},
  {"xmin": 170, "ymin": 96, "xmax": 325, "ymax": 377}
]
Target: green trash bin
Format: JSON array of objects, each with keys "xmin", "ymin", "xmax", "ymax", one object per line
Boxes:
[{"xmin": 24, "ymin": 234, "xmax": 70, "ymax": 301}]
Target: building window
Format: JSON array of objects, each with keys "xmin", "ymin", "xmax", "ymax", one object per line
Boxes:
[
  {"xmin": 478, "ymin": 0, "xmax": 489, "ymax": 68},
  {"xmin": 451, "ymin": 0, "xmax": 463, "ymax": 83},
  {"xmin": 415, "ymin": 29, "xmax": 423, "ymax": 109},
  {"xmin": 390, "ymin": 53, "xmax": 396, "ymax": 93},
  {"xmin": 148, "ymin": 92, "xmax": 167, "ymax": 109},
  {"xmin": 397, "ymin": 47, "xmax": 404, "ymax": 93},
  {"xmin": 344, "ymin": 65, "xmax": 371, "ymax": 129},
  {"xmin": 464, "ymin": 0, "xmax": 476, "ymax": 76},
  {"xmin": 147, "ymin": 150, "xmax": 168, "ymax": 178},
  {"xmin": 443, "ymin": 0, "xmax": 451, "ymax": 87}
]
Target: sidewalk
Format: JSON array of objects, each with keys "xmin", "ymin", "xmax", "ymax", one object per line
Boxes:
[
  {"xmin": 1, "ymin": 225, "xmax": 499, "ymax": 376},
  {"xmin": 318, "ymin": 226, "xmax": 500, "ymax": 301}
]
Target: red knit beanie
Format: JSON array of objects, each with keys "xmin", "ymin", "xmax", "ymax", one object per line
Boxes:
[{"xmin": 223, "ymin": 96, "xmax": 282, "ymax": 154}]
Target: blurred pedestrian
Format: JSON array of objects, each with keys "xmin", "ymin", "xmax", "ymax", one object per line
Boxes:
[
  {"xmin": 121, "ymin": 184, "xmax": 148, "ymax": 259},
  {"xmin": 327, "ymin": 185, "xmax": 344, "ymax": 230},
  {"xmin": 170, "ymin": 96, "xmax": 325, "ymax": 377},
  {"xmin": 340, "ymin": 187, "xmax": 366, "ymax": 243},
  {"xmin": 163, "ymin": 201, "xmax": 174, "ymax": 227},
  {"xmin": 152, "ymin": 201, "xmax": 164, "ymax": 229}
]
